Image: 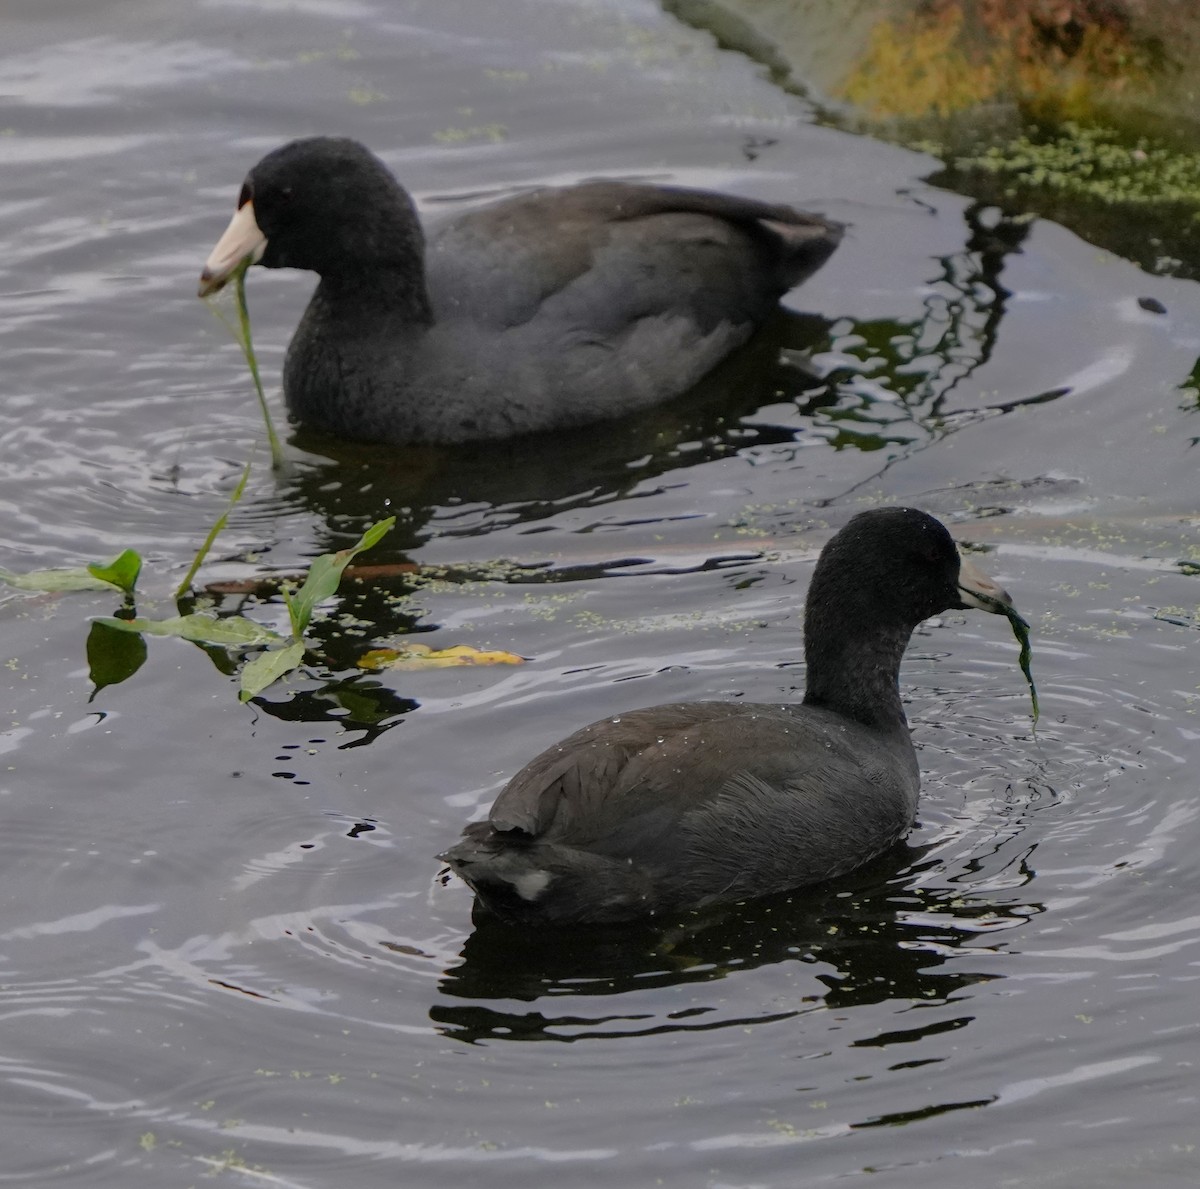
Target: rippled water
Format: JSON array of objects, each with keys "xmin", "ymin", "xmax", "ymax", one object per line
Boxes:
[{"xmin": 2, "ymin": 0, "xmax": 1200, "ymax": 1185}]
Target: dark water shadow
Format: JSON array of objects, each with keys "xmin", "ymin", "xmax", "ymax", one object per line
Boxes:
[
  {"xmin": 430, "ymin": 842, "xmax": 1042, "ymax": 1045},
  {"xmin": 248, "ymin": 672, "xmax": 420, "ymax": 748}
]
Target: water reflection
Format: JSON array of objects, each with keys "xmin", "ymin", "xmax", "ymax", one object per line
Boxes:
[
  {"xmin": 251, "ymin": 674, "xmax": 418, "ymax": 747},
  {"xmin": 432, "ymin": 847, "xmax": 1040, "ymax": 1045},
  {"xmin": 806, "ymin": 203, "xmax": 1064, "ymax": 469}
]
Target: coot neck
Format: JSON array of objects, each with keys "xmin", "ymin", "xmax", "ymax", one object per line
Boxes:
[
  {"xmin": 314, "ymin": 262, "xmax": 434, "ymax": 328},
  {"xmin": 801, "ymin": 616, "xmax": 913, "ymax": 732}
]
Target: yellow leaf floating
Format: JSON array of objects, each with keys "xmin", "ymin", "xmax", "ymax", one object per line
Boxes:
[{"xmin": 358, "ymin": 643, "xmax": 526, "ymax": 672}]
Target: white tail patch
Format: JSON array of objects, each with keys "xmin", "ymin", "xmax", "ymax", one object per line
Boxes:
[{"xmin": 509, "ymin": 869, "xmax": 552, "ymax": 901}]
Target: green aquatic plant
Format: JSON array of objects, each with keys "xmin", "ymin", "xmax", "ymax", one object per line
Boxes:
[
  {"xmin": 1005, "ymin": 604, "xmax": 1039, "ymax": 728},
  {"xmin": 0, "ymin": 548, "xmax": 141, "ymax": 597},
  {"xmin": 968, "ymin": 585, "xmax": 1039, "ymax": 727},
  {"xmin": 205, "ymin": 259, "xmax": 285, "ymax": 469},
  {"xmin": 86, "ymin": 549, "xmax": 142, "ymax": 596},
  {"xmin": 905, "ymin": 117, "xmax": 1200, "ymax": 282},
  {"xmin": 949, "ymin": 122, "xmax": 1200, "ymax": 211},
  {"xmin": 236, "ymin": 516, "xmax": 396, "ymax": 701},
  {"xmin": 1, "ymin": 476, "xmax": 396, "ymax": 702},
  {"xmin": 281, "ymin": 517, "xmax": 394, "ymax": 640},
  {"xmin": 100, "ymin": 516, "xmax": 396, "ymax": 702},
  {"xmin": 94, "ymin": 613, "xmax": 282, "ymax": 648},
  {"xmin": 175, "ymin": 457, "xmax": 253, "ymax": 599}
]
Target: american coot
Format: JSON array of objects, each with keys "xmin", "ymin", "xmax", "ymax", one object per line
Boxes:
[
  {"xmin": 440, "ymin": 508, "xmax": 1020, "ymax": 925},
  {"xmin": 198, "ymin": 137, "xmax": 842, "ymax": 444}
]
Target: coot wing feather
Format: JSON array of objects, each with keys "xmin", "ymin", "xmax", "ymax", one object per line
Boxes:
[
  {"xmin": 485, "ymin": 700, "xmax": 916, "ymax": 877},
  {"xmin": 427, "ymin": 180, "xmax": 842, "ymax": 333}
]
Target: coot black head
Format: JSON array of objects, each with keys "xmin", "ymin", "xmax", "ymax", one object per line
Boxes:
[
  {"xmin": 802, "ymin": 507, "xmax": 1010, "ymax": 729},
  {"xmin": 807, "ymin": 506, "xmax": 977, "ymax": 628},
  {"xmin": 200, "ymin": 137, "xmax": 425, "ymax": 292}
]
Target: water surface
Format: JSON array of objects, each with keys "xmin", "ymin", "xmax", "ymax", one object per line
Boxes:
[{"xmin": 1, "ymin": 1, "xmax": 1199, "ymax": 1185}]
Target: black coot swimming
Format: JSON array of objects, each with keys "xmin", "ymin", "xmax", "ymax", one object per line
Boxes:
[
  {"xmin": 199, "ymin": 137, "xmax": 842, "ymax": 444},
  {"xmin": 439, "ymin": 508, "xmax": 1020, "ymax": 925}
]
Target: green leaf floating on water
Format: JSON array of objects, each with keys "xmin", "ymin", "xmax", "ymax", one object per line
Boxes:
[
  {"xmin": 0, "ymin": 566, "xmax": 115, "ymax": 593},
  {"xmin": 284, "ymin": 516, "xmax": 397, "ymax": 638},
  {"xmin": 239, "ymin": 639, "xmax": 306, "ymax": 702},
  {"xmin": 93, "ymin": 613, "xmax": 282, "ymax": 648},
  {"xmin": 87, "ymin": 549, "xmax": 142, "ymax": 596},
  {"xmin": 236, "ymin": 517, "xmax": 396, "ymax": 700},
  {"xmin": 0, "ymin": 548, "xmax": 142, "ymax": 595}
]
